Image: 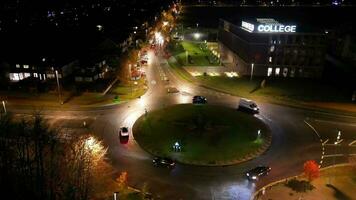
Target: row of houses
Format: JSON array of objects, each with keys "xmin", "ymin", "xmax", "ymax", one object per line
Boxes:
[{"xmin": 5, "ymin": 58, "xmax": 111, "ymax": 84}]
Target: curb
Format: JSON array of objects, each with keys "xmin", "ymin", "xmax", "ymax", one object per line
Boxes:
[
  {"xmin": 134, "ymin": 124, "xmax": 273, "ymax": 167},
  {"xmin": 250, "ymin": 163, "xmax": 353, "ymax": 200}
]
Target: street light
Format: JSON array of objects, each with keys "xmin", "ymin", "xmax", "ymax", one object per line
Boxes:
[
  {"xmin": 55, "ymin": 70, "xmax": 63, "ymax": 105},
  {"xmin": 113, "ymin": 192, "xmax": 119, "ymax": 200},
  {"xmin": 2, "ymin": 100, "xmax": 6, "ymax": 114},
  {"xmin": 250, "ymin": 63, "xmax": 254, "ymax": 81}
]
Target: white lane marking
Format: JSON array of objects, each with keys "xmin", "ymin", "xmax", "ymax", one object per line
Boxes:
[
  {"xmin": 313, "ymin": 111, "xmax": 356, "ymax": 119},
  {"xmin": 349, "ymin": 140, "xmax": 356, "ymax": 146},
  {"xmin": 313, "ymin": 119, "xmax": 356, "ymax": 127},
  {"xmin": 304, "ymin": 120, "xmax": 321, "ymax": 138},
  {"xmin": 323, "ymin": 139, "xmax": 329, "ymax": 145},
  {"xmin": 323, "ymin": 154, "xmax": 344, "ymax": 158}
]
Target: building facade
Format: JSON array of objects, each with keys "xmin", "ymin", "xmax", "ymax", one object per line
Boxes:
[{"xmin": 218, "ymin": 18, "xmax": 327, "ymax": 78}]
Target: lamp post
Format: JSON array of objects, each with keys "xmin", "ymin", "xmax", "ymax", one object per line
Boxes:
[
  {"xmin": 113, "ymin": 192, "xmax": 119, "ymax": 200},
  {"xmin": 250, "ymin": 63, "xmax": 254, "ymax": 81},
  {"xmin": 2, "ymin": 100, "xmax": 6, "ymax": 114},
  {"xmin": 55, "ymin": 70, "xmax": 63, "ymax": 105}
]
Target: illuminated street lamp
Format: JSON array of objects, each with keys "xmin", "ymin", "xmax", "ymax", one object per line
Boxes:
[
  {"xmin": 2, "ymin": 100, "xmax": 6, "ymax": 114},
  {"xmin": 193, "ymin": 32, "xmax": 201, "ymax": 40},
  {"xmin": 250, "ymin": 63, "xmax": 254, "ymax": 81},
  {"xmin": 55, "ymin": 70, "xmax": 63, "ymax": 105},
  {"xmin": 113, "ymin": 192, "xmax": 119, "ymax": 200}
]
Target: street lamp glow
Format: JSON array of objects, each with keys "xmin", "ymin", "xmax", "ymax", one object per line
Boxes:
[
  {"xmin": 250, "ymin": 63, "xmax": 254, "ymax": 81},
  {"xmin": 193, "ymin": 32, "xmax": 201, "ymax": 40},
  {"xmin": 2, "ymin": 100, "xmax": 6, "ymax": 113},
  {"xmin": 155, "ymin": 32, "xmax": 164, "ymax": 46}
]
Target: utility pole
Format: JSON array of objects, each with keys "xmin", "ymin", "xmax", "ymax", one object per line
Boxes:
[
  {"xmin": 250, "ymin": 63, "xmax": 254, "ymax": 81},
  {"xmin": 55, "ymin": 70, "xmax": 63, "ymax": 105},
  {"xmin": 2, "ymin": 100, "xmax": 6, "ymax": 113}
]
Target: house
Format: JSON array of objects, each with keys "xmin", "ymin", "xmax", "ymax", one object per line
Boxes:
[{"xmin": 74, "ymin": 60, "xmax": 109, "ymax": 82}]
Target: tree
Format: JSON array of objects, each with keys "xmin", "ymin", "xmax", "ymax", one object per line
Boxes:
[{"xmin": 303, "ymin": 160, "xmax": 320, "ymax": 182}]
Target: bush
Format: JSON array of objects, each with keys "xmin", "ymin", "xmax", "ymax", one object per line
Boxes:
[{"xmin": 285, "ymin": 178, "xmax": 315, "ymax": 193}]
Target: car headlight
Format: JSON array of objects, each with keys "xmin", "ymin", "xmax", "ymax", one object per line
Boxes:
[{"xmin": 252, "ymin": 176, "xmax": 257, "ymax": 180}]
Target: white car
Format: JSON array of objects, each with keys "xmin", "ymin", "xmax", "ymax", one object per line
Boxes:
[
  {"xmin": 238, "ymin": 98, "xmax": 259, "ymax": 114},
  {"xmin": 119, "ymin": 127, "xmax": 129, "ymax": 137},
  {"xmin": 119, "ymin": 127, "xmax": 129, "ymax": 144}
]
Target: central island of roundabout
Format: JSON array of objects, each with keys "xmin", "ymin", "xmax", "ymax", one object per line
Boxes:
[{"xmin": 133, "ymin": 104, "xmax": 272, "ymax": 166}]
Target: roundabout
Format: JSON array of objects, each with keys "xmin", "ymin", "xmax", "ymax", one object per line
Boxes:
[{"xmin": 133, "ymin": 104, "xmax": 272, "ymax": 166}]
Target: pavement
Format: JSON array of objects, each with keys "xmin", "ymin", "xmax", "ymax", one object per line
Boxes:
[
  {"xmin": 253, "ymin": 164, "xmax": 356, "ymax": 200},
  {"xmin": 6, "ymin": 49, "xmax": 356, "ymax": 200}
]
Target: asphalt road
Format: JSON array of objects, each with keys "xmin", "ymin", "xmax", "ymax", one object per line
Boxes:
[{"xmin": 7, "ymin": 50, "xmax": 356, "ymax": 200}]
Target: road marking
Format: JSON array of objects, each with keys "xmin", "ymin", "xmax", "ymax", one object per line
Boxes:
[
  {"xmin": 323, "ymin": 139, "xmax": 329, "ymax": 145},
  {"xmin": 304, "ymin": 120, "xmax": 321, "ymax": 138},
  {"xmin": 349, "ymin": 140, "xmax": 356, "ymax": 146},
  {"xmin": 313, "ymin": 119, "xmax": 356, "ymax": 127},
  {"xmin": 323, "ymin": 154, "xmax": 344, "ymax": 158},
  {"xmin": 313, "ymin": 111, "xmax": 356, "ymax": 119}
]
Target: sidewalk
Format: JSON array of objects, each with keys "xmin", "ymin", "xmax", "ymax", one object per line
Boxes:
[
  {"xmin": 1, "ymin": 91, "xmax": 122, "ymax": 110},
  {"xmin": 253, "ymin": 164, "xmax": 356, "ymax": 200}
]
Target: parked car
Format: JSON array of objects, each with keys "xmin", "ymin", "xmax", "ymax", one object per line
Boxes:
[
  {"xmin": 192, "ymin": 96, "xmax": 207, "ymax": 104},
  {"xmin": 238, "ymin": 98, "xmax": 259, "ymax": 114},
  {"xmin": 119, "ymin": 127, "xmax": 129, "ymax": 144},
  {"xmin": 245, "ymin": 166, "xmax": 271, "ymax": 180},
  {"xmin": 152, "ymin": 157, "xmax": 176, "ymax": 168}
]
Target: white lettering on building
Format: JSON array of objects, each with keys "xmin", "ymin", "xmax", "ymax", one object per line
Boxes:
[
  {"xmin": 241, "ymin": 21, "xmax": 255, "ymax": 32},
  {"xmin": 257, "ymin": 24, "xmax": 296, "ymax": 33}
]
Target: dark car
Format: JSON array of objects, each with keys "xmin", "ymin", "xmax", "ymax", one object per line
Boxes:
[
  {"xmin": 119, "ymin": 127, "xmax": 129, "ymax": 144},
  {"xmin": 192, "ymin": 96, "xmax": 207, "ymax": 104},
  {"xmin": 152, "ymin": 157, "xmax": 176, "ymax": 168},
  {"xmin": 245, "ymin": 166, "xmax": 271, "ymax": 180}
]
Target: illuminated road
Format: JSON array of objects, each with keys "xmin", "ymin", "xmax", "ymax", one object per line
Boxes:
[{"xmin": 7, "ymin": 51, "xmax": 356, "ymax": 200}]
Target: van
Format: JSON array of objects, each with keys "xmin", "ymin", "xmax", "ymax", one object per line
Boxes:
[{"xmin": 238, "ymin": 98, "xmax": 259, "ymax": 114}]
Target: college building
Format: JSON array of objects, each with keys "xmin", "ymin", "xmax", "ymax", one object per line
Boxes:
[{"xmin": 218, "ymin": 18, "xmax": 327, "ymax": 78}]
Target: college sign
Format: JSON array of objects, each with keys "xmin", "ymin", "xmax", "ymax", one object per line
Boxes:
[
  {"xmin": 257, "ymin": 24, "xmax": 296, "ymax": 33},
  {"xmin": 241, "ymin": 20, "xmax": 297, "ymax": 33}
]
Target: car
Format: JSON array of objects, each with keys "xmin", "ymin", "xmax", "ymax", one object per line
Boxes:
[
  {"xmin": 152, "ymin": 157, "xmax": 176, "ymax": 168},
  {"xmin": 192, "ymin": 96, "xmax": 207, "ymax": 104},
  {"xmin": 245, "ymin": 166, "xmax": 271, "ymax": 180},
  {"xmin": 119, "ymin": 127, "xmax": 129, "ymax": 144},
  {"xmin": 238, "ymin": 98, "xmax": 259, "ymax": 114}
]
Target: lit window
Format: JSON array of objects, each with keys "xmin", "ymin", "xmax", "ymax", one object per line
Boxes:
[
  {"xmin": 9, "ymin": 73, "xmax": 20, "ymax": 81},
  {"xmin": 33, "ymin": 73, "xmax": 38, "ymax": 78},
  {"xmin": 283, "ymin": 68, "xmax": 288, "ymax": 77},
  {"xmin": 267, "ymin": 68, "xmax": 273, "ymax": 76},
  {"xmin": 270, "ymin": 45, "xmax": 275, "ymax": 52},
  {"xmin": 24, "ymin": 73, "xmax": 31, "ymax": 78},
  {"xmin": 275, "ymin": 68, "xmax": 280, "ymax": 76},
  {"xmin": 269, "ymin": 56, "xmax": 272, "ymax": 63},
  {"xmin": 16, "ymin": 64, "xmax": 20, "ymax": 68},
  {"xmin": 19, "ymin": 73, "xmax": 24, "ymax": 80},
  {"xmin": 290, "ymin": 68, "xmax": 295, "ymax": 77},
  {"xmin": 23, "ymin": 65, "xmax": 29, "ymax": 69},
  {"xmin": 47, "ymin": 73, "xmax": 55, "ymax": 78}
]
